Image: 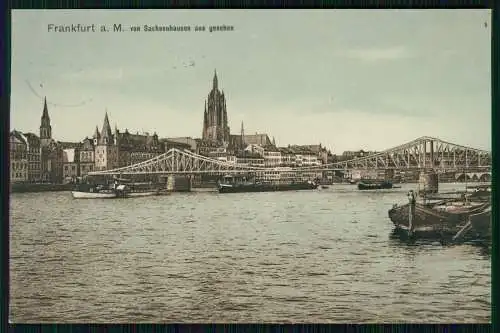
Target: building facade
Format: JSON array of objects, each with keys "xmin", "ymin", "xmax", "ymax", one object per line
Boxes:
[
  {"xmin": 62, "ymin": 148, "xmax": 80, "ymax": 181},
  {"xmin": 10, "ymin": 131, "xmax": 28, "ymax": 183},
  {"xmin": 23, "ymin": 133, "xmax": 42, "ymax": 182},
  {"xmin": 91, "ymin": 113, "xmax": 168, "ymax": 171},
  {"xmin": 94, "ymin": 113, "xmax": 119, "ymax": 171},
  {"xmin": 79, "ymin": 138, "xmax": 95, "ymax": 176}
]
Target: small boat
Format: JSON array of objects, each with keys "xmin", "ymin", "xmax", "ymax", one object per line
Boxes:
[
  {"xmin": 71, "ymin": 190, "xmax": 117, "ymax": 199},
  {"xmin": 358, "ymin": 180, "xmax": 393, "ymax": 190},
  {"xmin": 71, "ymin": 183, "xmax": 118, "ymax": 199},
  {"xmin": 72, "ymin": 183, "xmax": 128, "ymax": 199},
  {"xmin": 321, "ymin": 185, "xmax": 329, "ymax": 189}
]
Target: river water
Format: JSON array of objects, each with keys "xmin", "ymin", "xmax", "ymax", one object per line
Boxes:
[{"xmin": 9, "ymin": 183, "xmax": 490, "ymax": 323}]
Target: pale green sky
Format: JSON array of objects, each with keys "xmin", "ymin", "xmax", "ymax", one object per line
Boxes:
[{"xmin": 11, "ymin": 9, "xmax": 491, "ymax": 153}]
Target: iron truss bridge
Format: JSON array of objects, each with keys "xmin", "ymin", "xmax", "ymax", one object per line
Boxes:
[{"xmin": 87, "ymin": 136, "xmax": 491, "ymax": 176}]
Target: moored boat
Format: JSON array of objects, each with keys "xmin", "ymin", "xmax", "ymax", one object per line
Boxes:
[
  {"xmin": 126, "ymin": 190, "xmax": 158, "ymax": 197},
  {"xmin": 71, "ymin": 182, "xmax": 128, "ymax": 199},
  {"xmin": 218, "ymin": 174, "xmax": 318, "ymax": 194},
  {"xmin": 358, "ymin": 180, "xmax": 393, "ymax": 190},
  {"xmin": 71, "ymin": 183, "xmax": 118, "ymax": 199},
  {"xmin": 389, "ymin": 190, "xmax": 490, "ymax": 240},
  {"xmin": 219, "ymin": 181, "xmax": 318, "ymax": 193},
  {"xmin": 71, "ymin": 190, "xmax": 117, "ymax": 199}
]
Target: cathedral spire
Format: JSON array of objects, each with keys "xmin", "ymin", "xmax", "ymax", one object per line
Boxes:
[
  {"xmin": 272, "ymin": 136, "xmax": 276, "ymax": 146},
  {"xmin": 213, "ymin": 69, "xmax": 218, "ymax": 90}
]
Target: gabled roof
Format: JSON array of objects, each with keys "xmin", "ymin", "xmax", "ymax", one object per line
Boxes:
[
  {"xmin": 23, "ymin": 132, "xmax": 41, "ymax": 144},
  {"xmin": 10, "ymin": 130, "xmax": 27, "ymax": 144}
]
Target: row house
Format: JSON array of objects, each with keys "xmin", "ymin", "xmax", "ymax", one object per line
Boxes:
[
  {"xmin": 9, "ymin": 131, "xmax": 28, "ymax": 183},
  {"xmin": 79, "ymin": 138, "xmax": 95, "ymax": 176},
  {"xmin": 234, "ymin": 151, "xmax": 265, "ymax": 168},
  {"xmin": 23, "ymin": 133, "xmax": 42, "ymax": 182},
  {"xmin": 263, "ymin": 149, "xmax": 282, "ymax": 168},
  {"xmin": 42, "ymin": 141, "xmax": 64, "ymax": 184},
  {"xmin": 62, "ymin": 148, "xmax": 79, "ymax": 181},
  {"xmin": 9, "ymin": 131, "xmax": 42, "ymax": 183},
  {"xmin": 297, "ymin": 144, "xmax": 330, "ymax": 164},
  {"xmin": 117, "ymin": 130, "xmax": 163, "ymax": 166}
]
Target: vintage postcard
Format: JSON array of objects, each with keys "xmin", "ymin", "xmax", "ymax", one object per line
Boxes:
[{"xmin": 9, "ymin": 9, "xmax": 491, "ymax": 323}]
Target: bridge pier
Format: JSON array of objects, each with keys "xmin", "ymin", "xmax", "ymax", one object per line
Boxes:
[
  {"xmin": 165, "ymin": 175, "xmax": 192, "ymax": 192},
  {"xmin": 418, "ymin": 171, "xmax": 439, "ymax": 196}
]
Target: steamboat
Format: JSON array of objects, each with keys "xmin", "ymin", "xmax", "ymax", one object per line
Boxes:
[{"xmin": 71, "ymin": 177, "xmax": 161, "ymax": 199}]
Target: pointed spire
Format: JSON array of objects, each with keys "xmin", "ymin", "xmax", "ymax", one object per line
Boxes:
[
  {"xmin": 101, "ymin": 111, "xmax": 112, "ymax": 140},
  {"xmin": 213, "ymin": 69, "xmax": 218, "ymax": 90},
  {"xmin": 93, "ymin": 125, "xmax": 100, "ymax": 139},
  {"xmin": 42, "ymin": 96, "xmax": 49, "ymax": 119},
  {"xmin": 272, "ymin": 136, "xmax": 276, "ymax": 146}
]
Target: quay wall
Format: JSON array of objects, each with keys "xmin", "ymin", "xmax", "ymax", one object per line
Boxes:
[{"xmin": 10, "ymin": 183, "xmax": 74, "ymax": 193}]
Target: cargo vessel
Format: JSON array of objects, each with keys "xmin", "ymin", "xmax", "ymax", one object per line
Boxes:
[{"xmin": 217, "ymin": 175, "xmax": 318, "ymax": 194}]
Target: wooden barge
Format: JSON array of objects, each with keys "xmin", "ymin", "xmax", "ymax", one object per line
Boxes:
[{"xmin": 388, "ymin": 189, "xmax": 491, "ymax": 242}]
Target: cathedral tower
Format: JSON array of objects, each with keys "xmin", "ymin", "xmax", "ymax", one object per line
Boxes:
[{"xmin": 201, "ymin": 70, "xmax": 230, "ymax": 145}]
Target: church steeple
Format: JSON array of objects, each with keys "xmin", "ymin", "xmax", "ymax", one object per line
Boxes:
[
  {"xmin": 100, "ymin": 111, "xmax": 113, "ymax": 145},
  {"xmin": 93, "ymin": 125, "xmax": 100, "ymax": 138},
  {"xmin": 213, "ymin": 69, "xmax": 218, "ymax": 90},
  {"xmin": 40, "ymin": 96, "xmax": 52, "ymax": 142}
]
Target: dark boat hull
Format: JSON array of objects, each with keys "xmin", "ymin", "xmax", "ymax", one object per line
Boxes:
[
  {"xmin": 469, "ymin": 208, "xmax": 491, "ymax": 239},
  {"xmin": 218, "ymin": 182, "xmax": 318, "ymax": 193},
  {"xmin": 388, "ymin": 202, "xmax": 490, "ymax": 240},
  {"xmin": 358, "ymin": 181, "xmax": 393, "ymax": 190}
]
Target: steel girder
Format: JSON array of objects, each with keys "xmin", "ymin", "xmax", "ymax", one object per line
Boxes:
[
  {"xmin": 88, "ymin": 148, "xmax": 267, "ymax": 175},
  {"xmin": 87, "ymin": 136, "xmax": 492, "ymax": 176},
  {"xmin": 294, "ymin": 136, "xmax": 491, "ymax": 171}
]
